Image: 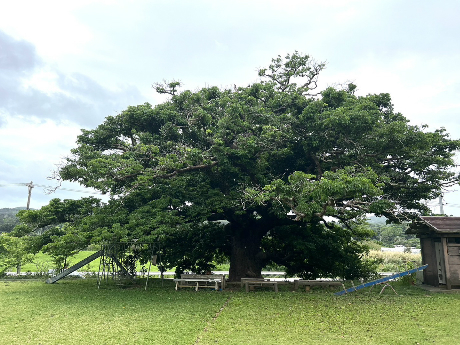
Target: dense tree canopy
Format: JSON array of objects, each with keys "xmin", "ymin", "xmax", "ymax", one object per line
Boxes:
[{"xmin": 13, "ymin": 52, "xmax": 460, "ymax": 281}]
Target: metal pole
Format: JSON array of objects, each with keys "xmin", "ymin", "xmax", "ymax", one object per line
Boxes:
[
  {"xmin": 146, "ymin": 244, "xmax": 156, "ymax": 290},
  {"xmin": 97, "ymin": 245, "xmax": 104, "ymax": 289}
]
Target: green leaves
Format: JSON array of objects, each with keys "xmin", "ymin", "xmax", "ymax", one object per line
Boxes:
[
  {"xmin": 258, "ymin": 51, "xmax": 326, "ymax": 94},
  {"xmin": 153, "ymin": 80, "xmax": 182, "ymax": 95},
  {"xmin": 0, "ymin": 234, "xmax": 34, "ymax": 275},
  {"xmin": 245, "ymin": 167, "xmax": 385, "ymax": 222}
]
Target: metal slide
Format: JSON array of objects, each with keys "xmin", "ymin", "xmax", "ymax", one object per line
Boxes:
[
  {"xmin": 335, "ymin": 264, "xmax": 428, "ymax": 296},
  {"xmin": 46, "ymin": 250, "xmax": 103, "ymax": 284}
]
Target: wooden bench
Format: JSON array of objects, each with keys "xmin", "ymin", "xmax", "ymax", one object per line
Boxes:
[
  {"xmin": 241, "ymin": 278, "xmax": 279, "ymax": 292},
  {"xmin": 294, "ymin": 280, "xmax": 343, "ymax": 291},
  {"xmin": 174, "ymin": 274, "xmax": 226, "ymax": 291}
]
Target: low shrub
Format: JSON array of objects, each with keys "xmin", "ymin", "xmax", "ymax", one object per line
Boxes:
[{"xmin": 366, "ymin": 250, "xmax": 421, "ymax": 272}]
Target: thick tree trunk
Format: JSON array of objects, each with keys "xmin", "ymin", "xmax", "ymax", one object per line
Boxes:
[{"xmin": 228, "ymin": 229, "xmax": 265, "ymax": 282}]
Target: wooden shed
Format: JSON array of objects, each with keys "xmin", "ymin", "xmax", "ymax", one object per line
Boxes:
[{"xmin": 408, "ymin": 216, "xmax": 460, "ymax": 289}]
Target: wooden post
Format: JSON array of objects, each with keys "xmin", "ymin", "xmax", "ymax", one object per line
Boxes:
[{"xmin": 442, "ymin": 237, "xmax": 451, "ymax": 290}]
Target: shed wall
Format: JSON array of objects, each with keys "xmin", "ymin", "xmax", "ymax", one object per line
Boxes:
[
  {"xmin": 421, "ymin": 237, "xmax": 438, "ymax": 287},
  {"xmin": 447, "ymin": 244, "xmax": 460, "ymax": 286}
]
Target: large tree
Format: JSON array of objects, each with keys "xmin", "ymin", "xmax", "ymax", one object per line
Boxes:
[{"xmin": 15, "ymin": 52, "xmax": 460, "ymax": 281}]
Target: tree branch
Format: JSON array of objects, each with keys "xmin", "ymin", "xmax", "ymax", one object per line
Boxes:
[
  {"xmin": 156, "ymin": 161, "xmax": 218, "ymax": 179},
  {"xmin": 114, "ymin": 161, "xmax": 218, "ymax": 183}
]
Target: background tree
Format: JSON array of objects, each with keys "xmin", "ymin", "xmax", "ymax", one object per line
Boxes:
[
  {"xmin": 367, "ymin": 221, "xmax": 419, "ymax": 248},
  {"xmin": 14, "ymin": 52, "xmax": 460, "ymax": 281},
  {"xmin": 0, "ymin": 208, "xmax": 31, "ymax": 274},
  {"xmin": 11, "ymin": 197, "xmax": 102, "ymax": 271},
  {"xmin": 0, "ymin": 234, "xmax": 33, "ymax": 275}
]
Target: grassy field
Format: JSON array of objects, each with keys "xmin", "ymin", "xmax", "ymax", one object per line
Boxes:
[
  {"xmin": 18, "ymin": 251, "xmax": 98, "ymax": 273},
  {"xmin": 0, "ymin": 279, "xmax": 225, "ymax": 344},
  {"xmin": 1, "ymin": 278, "xmax": 460, "ymax": 344},
  {"xmin": 16, "ymin": 251, "xmax": 232, "ymax": 274},
  {"xmin": 16, "ymin": 251, "xmax": 171, "ymax": 274}
]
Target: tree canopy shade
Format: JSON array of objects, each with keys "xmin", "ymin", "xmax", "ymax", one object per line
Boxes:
[{"xmin": 14, "ymin": 52, "xmax": 460, "ymax": 281}]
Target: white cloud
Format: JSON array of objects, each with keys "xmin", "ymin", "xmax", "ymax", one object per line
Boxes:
[
  {"xmin": 0, "ymin": 115, "xmax": 80, "ymax": 162},
  {"xmin": 22, "ymin": 68, "xmax": 61, "ymax": 95},
  {"xmin": 0, "ymin": 1, "xmax": 94, "ymax": 60}
]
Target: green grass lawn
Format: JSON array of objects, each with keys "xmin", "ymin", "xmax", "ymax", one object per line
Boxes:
[
  {"xmin": 0, "ymin": 278, "xmax": 226, "ymax": 344},
  {"xmin": 200, "ymin": 287, "xmax": 460, "ymax": 344},
  {"xmin": 1, "ymin": 278, "xmax": 460, "ymax": 344},
  {"xmin": 15, "ymin": 251, "xmax": 99, "ymax": 273}
]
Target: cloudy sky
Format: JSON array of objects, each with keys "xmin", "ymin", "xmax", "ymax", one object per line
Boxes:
[{"xmin": 0, "ymin": 0, "xmax": 459, "ymax": 215}]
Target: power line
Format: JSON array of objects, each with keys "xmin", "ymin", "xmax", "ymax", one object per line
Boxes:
[{"xmin": 0, "ymin": 182, "xmax": 104, "ymax": 195}]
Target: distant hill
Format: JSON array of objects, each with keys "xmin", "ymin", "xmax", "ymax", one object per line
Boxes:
[
  {"xmin": 0, "ymin": 207, "xmax": 27, "ymax": 233},
  {"xmin": 0, "ymin": 207, "xmax": 28, "ymax": 217}
]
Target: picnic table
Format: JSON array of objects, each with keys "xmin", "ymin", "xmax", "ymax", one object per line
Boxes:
[
  {"xmin": 241, "ymin": 278, "xmax": 279, "ymax": 292},
  {"xmin": 294, "ymin": 280, "xmax": 343, "ymax": 291},
  {"xmin": 174, "ymin": 274, "xmax": 226, "ymax": 291}
]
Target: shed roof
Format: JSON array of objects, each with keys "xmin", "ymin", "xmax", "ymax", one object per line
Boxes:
[{"xmin": 416, "ymin": 216, "xmax": 460, "ymax": 234}]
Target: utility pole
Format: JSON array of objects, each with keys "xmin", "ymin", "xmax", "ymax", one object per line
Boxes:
[
  {"xmin": 17, "ymin": 181, "xmax": 33, "ymax": 275},
  {"xmin": 439, "ymin": 195, "xmax": 445, "ymax": 215},
  {"xmin": 26, "ymin": 181, "xmax": 34, "ymax": 210}
]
